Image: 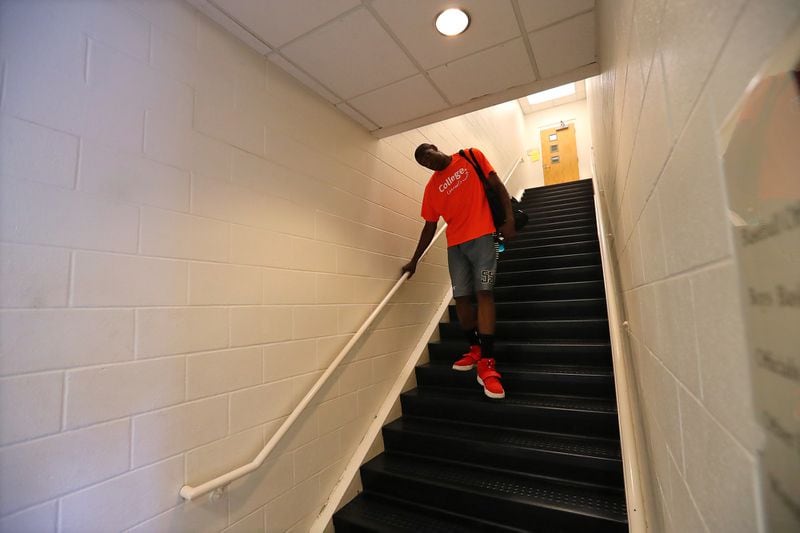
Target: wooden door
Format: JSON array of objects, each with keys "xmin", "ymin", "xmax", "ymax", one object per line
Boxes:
[{"xmin": 540, "ymin": 124, "xmax": 579, "ymax": 185}]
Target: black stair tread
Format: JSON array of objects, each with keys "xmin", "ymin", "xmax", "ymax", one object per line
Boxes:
[
  {"xmin": 498, "ymin": 259, "xmax": 601, "ymax": 275},
  {"xmin": 517, "ymin": 222, "xmax": 597, "ymax": 234},
  {"xmin": 496, "ymin": 264, "xmax": 603, "ymax": 277},
  {"xmin": 519, "ymin": 225, "xmax": 598, "ymax": 238},
  {"xmin": 403, "ymin": 387, "xmax": 618, "ymax": 414},
  {"xmin": 438, "ymin": 318, "xmax": 611, "ymax": 342},
  {"xmin": 500, "ymin": 251, "xmax": 600, "ymax": 263},
  {"xmin": 521, "ymin": 201, "xmax": 593, "ymax": 212},
  {"xmin": 520, "ymin": 195, "xmax": 594, "ymax": 208},
  {"xmin": 483, "ymin": 297, "xmax": 608, "ymax": 308},
  {"xmin": 421, "ymin": 360, "xmax": 613, "ymax": 377},
  {"xmin": 506, "ymin": 239, "xmax": 599, "ymax": 250},
  {"xmin": 523, "ymin": 180, "xmax": 593, "ymax": 191},
  {"xmin": 509, "ymin": 233, "xmax": 599, "ymax": 247},
  {"xmin": 448, "ymin": 297, "xmax": 606, "ymax": 312},
  {"xmin": 385, "ymin": 417, "xmax": 622, "ymax": 461},
  {"xmin": 362, "ymin": 454, "xmax": 628, "ymax": 524},
  {"xmin": 334, "ymin": 493, "xmax": 525, "ymax": 532},
  {"xmin": 479, "ymin": 317, "xmax": 609, "ymax": 327},
  {"xmin": 428, "ymin": 339, "xmax": 613, "ymax": 362},
  {"xmin": 522, "ymin": 189, "xmax": 594, "ymax": 200},
  {"xmin": 494, "ymin": 279, "xmax": 605, "ymax": 292},
  {"xmin": 430, "ymin": 339, "xmax": 612, "ymax": 350}
]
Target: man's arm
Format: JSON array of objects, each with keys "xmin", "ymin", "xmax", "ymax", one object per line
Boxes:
[
  {"xmin": 402, "ymin": 221, "xmax": 438, "ymax": 278},
  {"xmin": 487, "ymin": 170, "xmax": 516, "ymax": 239}
]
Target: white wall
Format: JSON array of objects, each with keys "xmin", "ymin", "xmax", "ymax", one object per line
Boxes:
[
  {"xmin": 588, "ymin": 0, "xmax": 800, "ymax": 532},
  {"xmin": 520, "ymin": 99, "xmax": 594, "ymax": 192},
  {"xmin": 0, "ymin": 1, "xmax": 529, "ymax": 531}
]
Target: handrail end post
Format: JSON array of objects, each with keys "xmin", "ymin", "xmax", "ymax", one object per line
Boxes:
[{"xmin": 179, "ymin": 485, "xmax": 195, "ymax": 501}]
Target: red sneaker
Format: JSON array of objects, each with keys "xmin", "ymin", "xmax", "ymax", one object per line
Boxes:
[
  {"xmin": 452, "ymin": 345, "xmax": 482, "ymax": 371},
  {"xmin": 477, "ymin": 358, "xmax": 505, "ymax": 399}
]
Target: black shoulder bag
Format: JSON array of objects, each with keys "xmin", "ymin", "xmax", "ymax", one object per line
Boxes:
[{"xmin": 459, "ymin": 149, "xmax": 529, "ymax": 231}]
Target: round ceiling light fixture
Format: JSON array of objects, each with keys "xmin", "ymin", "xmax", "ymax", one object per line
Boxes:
[{"xmin": 435, "ymin": 8, "xmax": 470, "ymax": 36}]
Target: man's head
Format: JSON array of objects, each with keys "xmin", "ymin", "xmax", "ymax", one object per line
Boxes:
[{"xmin": 414, "ymin": 143, "xmax": 451, "ymax": 171}]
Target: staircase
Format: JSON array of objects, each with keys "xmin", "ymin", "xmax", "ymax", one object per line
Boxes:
[{"xmin": 333, "ymin": 179, "xmax": 627, "ymax": 532}]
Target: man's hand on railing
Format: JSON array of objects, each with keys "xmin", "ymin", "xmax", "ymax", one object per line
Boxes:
[{"xmin": 401, "ymin": 260, "xmax": 417, "ymax": 278}]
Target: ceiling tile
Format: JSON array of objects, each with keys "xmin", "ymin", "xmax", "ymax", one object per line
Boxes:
[
  {"xmin": 371, "ymin": 0, "xmax": 520, "ymax": 70},
  {"xmin": 219, "ymin": 0, "xmax": 360, "ymax": 48},
  {"xmin": 428, "ymin": 38, "xmax": 535, "ymax": 104},
  {"xmin": 517, "ymin": 0, "xmax": 595, "ymax": 32},
  {"xmin": 280, "ymin": 7, "xmax": 418, "ymax": 100},
  {"xmin": 348, "ymin": 75, "xmax": 448, "ymax": 128},
  {"xmin": 335, "ymin": 103, "xmax": 378, "ymax": 130},
  {"xmin": 267, "ymin": 54, "xmax": 340, "ymax": 104},
  {"xmin": 528, "ymin": 12, "xmax": 596, "ymax": 78}
]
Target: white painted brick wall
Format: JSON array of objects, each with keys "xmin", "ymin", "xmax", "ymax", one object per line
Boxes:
[
  {"xmin": 588, "ymin": 0, "xmax": 800, "ymax": 531},
  {"xmin": 0, "ymin": 0, "xmax": 530, "ymax": 530}
]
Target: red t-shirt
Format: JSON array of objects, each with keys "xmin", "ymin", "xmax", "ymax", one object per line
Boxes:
[{"xmin": 420, "ymin": 149, "xmax": 496, "ymax": 247}]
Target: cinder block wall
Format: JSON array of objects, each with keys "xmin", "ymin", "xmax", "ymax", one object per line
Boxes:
[
  {"xmin": 587, "ymin": 0, "xmax": 799, "ymax": 531},
  {"xmin": 0, "ymin": 1, "xmax": 529, "ymax": 531}
]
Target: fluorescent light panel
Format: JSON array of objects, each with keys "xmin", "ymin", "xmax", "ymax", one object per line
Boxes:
[{"xmin": 526, "ymin": 83, "xmax": 576, "ymax": 104}]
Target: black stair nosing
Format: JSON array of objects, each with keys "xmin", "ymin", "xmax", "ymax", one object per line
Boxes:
[
  {"xmin": 334, "ymin": 492, "xmax": 526, "ymax": 533},
  {"xmin": 520, "ymin": 224, "xmax": 598, "ymax": 238},
  {"xmin": 495, "ymin": 279, "xmax": 606, "ymax": 291},
  {"xmin": 520, "ymin": 193, "xmax": 595, "ymax": 207},
  {"xmin": 522, "ymin": 193, "xmax": 595, "ymax": 205},
  {"xmin": 521, "ymin": 187, "xmax": 593, "ymax": 199},
  {"xmin": 498, "ymin": 252, "xmax": 600, "ymax": 267},
  {"xmin": 518, "ymin": 219, "xmax": 597, "ymax": 232},
  {"xmin": 359, "ymin": 453, "xmax": 628, "ymax": 532},
  {"xmin": 449, "ymin": 296, "xmax": 609, "ymax": 309},
  {"xmin": 495, "ymin": 263, "xmax": 602, "ymax": 275},
  {"xmin": 520, "ymin": 215, "xmax": 597, "ymax": 224},
  {"xmin": 429, "ymin": 338, "xmax": 612, "ymax": 351},
  {"xmin": 500, "ymin": 239, "xmax": 600, "ymax": 261},
  {"xmin": 400, "ymin": 387, "xmax": 620, "ymax": 438},
  {"xmin": 521, "ymin": 197, "xmax": 595, "ymax": 209},
  {"xmin": 524, "ymin": 177, "xmax": 593, "ymax": 188},
  {"xmin": 524, "ymin": 202, "xmax": 596, "ymax": 214},
  {"xmin": 420, "ymin": 360, "xmax": 614, "ymax": 378},
  {"xmin": 495, "ymin": 264, "xmax": 604, "ymax": 284},
  {"xmin": 525, "ymin": 177, "xmax": 593, "ymax": 188},
  {"xmin": 521, "ymin": 203, "xmax": 595, "ymax": 215},
  {"xmin": 414, "ymin": 363, "xmax": 616, "ymax": 396},
  {"xmin": 523, "ymin": 182, "xmax": 594, "ymax": 197},
  {"xmin": 402, "ymin": 386, "xmax": 618, "ymax": 415},
  {"xmin": 446, "ymin": 299, "xmax": 608, "ymax": 320},
  {"xmin": 505, "ymin": 238, "xmax": 599, "ymax": 251},
  {"xmin": 508, "ymin": 232, "xmax": 599, "ymax": 247},
  {"xmin": 524, "ymin": 211, "xmax": 598, "ymax": 224},
  {"xmin": 438, "ymin": 317, "xmax": 610, "ymax": 330},
  {"xmin": 427, "ymin": 340, "xmax": 613, "ymax": 365},
  {"xmin": 520, "ymin": 197, "xmax": 595, "ymax": 210},
  {"xmin": 499, "ymin": 253, "xmax": 600, "ymax": 265},
  {"xmin": 384, "ymin": 417, "xmax": 623, "ymax": 462}
]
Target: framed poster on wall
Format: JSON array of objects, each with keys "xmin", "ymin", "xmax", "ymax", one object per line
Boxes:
[{"xmin": 719, "ymin": 25, "xmax": 800, "ymax": 532}]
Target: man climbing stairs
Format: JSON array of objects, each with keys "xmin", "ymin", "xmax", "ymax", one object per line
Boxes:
[{"xmin": 333, "ymin": 179, "xmax": 628, "ymax": 532}]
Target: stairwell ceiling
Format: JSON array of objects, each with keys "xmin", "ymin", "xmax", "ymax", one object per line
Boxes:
[{"xmin": 187, "ymin": 0, "xmax": 599, "ymax": 137}]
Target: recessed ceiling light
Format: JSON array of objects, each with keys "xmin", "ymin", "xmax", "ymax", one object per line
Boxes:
[
  {"xmin": 435, "ymin": 8, "xmax": 470, "ymax": 36},
  {"xmin": 526, "ymin": 83, "xmax": 576, "ymax": 105}
]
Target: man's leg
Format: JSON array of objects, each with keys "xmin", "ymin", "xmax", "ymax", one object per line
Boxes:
[
  {"xmin": 469, "ymin": 235, "xmax": 504, "ymax": 399},
  {"xmin": 448, "ymin": 245, "xmax": 481, "ymax": 370},
  {"xmin": 455, "ymin": 295, "xmax": 477, "ymax": 331},
  {"xmin": 475, "ymin": 290, "xmax": 495, "ymax": 335}
]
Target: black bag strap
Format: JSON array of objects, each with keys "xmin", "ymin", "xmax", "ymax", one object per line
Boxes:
[{"xmin": 459, "ymin": 148, "xmax": 491, "ymax": 189}]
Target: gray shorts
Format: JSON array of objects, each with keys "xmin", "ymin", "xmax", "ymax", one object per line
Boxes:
[{"xmin": 447, "ymin": 234, "xmax": 497, "ymax": 298}]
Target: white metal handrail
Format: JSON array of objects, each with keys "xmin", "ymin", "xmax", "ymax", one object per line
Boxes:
[
  {"xmin": 180, "ymin": 154, "xmax": 523, "ymax": 501},
  {"xmin": 591, "ymin": 178, "xmax": 648, "ymax": 531}
]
